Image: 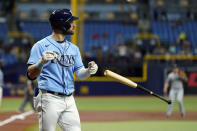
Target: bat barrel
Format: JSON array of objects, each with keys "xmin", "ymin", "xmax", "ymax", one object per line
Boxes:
[{"xmin": 104, "ymin": 70, "xmax": 137, "ymax": 88}]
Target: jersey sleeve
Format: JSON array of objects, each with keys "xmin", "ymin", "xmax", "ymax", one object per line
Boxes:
[
  {"xmin": 165, "ymin": 74, "xmax": 171, "ymax": 83},
  {"xmin": 74, "ymin": 47, "xmax": 84, "ymax": 72},
  {"xmin": 27, "ymin": 43, "xmax": 43, "ymax": 65}
]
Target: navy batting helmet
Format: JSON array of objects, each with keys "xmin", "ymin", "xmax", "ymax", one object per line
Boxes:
[{"xmin": 49, "ymin": 9, "xmax": 78, "ymax": 32}]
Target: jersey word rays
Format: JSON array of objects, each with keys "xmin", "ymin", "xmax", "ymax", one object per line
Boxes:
[{"xmin": 53, "ymin": 52, "xmax": 75, "ymax": 67}]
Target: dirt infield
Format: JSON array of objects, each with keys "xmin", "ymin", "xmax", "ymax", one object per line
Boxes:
[{"xmin": 0, "ymin": 111, "xmax": 197, "ymax": 131}]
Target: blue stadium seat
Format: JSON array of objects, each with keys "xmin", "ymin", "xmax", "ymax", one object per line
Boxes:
[
  {"xmin": 20, "ymin": 21, "xmax": 52, "ymax": 40},
  {"xmin": 83, "ymin": 21, "xmax": 138, "ymax": 54},
  {"xmin": 152, "ymin": 21, "xmax": 197, "ymax": 47},
  {"xmin": 0, "ymin": 22, "xmax": 8, "ymax": 40},
  {"xmin": 10, "ymin": 20, "xmax": 197, "ymax": 52}
]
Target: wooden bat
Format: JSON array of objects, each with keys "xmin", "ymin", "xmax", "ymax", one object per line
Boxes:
[{"xmin": 104, "ymin": 70, "xmax": 171, "ymax": 104}]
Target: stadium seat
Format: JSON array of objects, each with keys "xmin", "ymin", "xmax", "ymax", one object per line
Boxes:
[
  {"xmin": 0, "ymin": 22, "xmax": 8, "ymax": 40},
  {"xmin": 83, "ymin": 21, "xmax": 138, "ymax": 54},
  {"xmin": 151, "ymin": 21, "xmax": 197, "ymax": 47}
]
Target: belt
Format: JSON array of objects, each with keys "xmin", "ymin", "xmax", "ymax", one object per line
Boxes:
[{"xmin": 41, "ymin": 89, "xmax": 72, "ymax": 97}]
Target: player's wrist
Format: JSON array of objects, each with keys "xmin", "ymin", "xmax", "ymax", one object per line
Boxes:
[{"xmin": 35, "ymin": 60, "xmax": 44, "ymax": 70}]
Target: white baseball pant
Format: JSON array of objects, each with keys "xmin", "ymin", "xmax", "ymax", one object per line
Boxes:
[
  {"xmin": 34, "ymin": 90, "xmax": 81, "ymax": 131},
  {"xmin": 167, "ymin": 88, "xmax": 185, "ymax": 116}
]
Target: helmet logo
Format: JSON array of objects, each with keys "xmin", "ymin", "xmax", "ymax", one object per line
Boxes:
[{"xmin": 52, "ymin": 10, "xmax": 56, "ymax": 14}]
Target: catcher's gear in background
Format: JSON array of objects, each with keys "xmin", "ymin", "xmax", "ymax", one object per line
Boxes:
[
  {"xmin": 49, "ymin": 9, "xmax": 78, "ymax": 32},
  {"xmin": 88, "ymin": 61, "xmax": 98, "ymax": 75}
]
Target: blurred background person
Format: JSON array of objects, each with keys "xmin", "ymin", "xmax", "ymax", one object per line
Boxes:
[
  {"xmin": 18, "ymin": 79, "xmax": 35, "ymax": 112},
  {"xmin": 138, "ymin": 13, "xmax": 151, "ymax": 33},
  {"xmin": 1, "ymin": 0, "xmax": 19, "ymax": 32},
  {"xmin": 163, "ymin": 64, "xmax": 188, "ymax": 117}
]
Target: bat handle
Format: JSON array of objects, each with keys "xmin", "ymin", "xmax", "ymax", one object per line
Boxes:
[{"xmin": 137, "ymin": 85, "xmax": 171, "ymax": 104}]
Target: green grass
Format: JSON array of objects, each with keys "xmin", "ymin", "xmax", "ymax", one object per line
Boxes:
[
  {"xmin": 75, "ymin": 96, "xmax": 197, "ymax": 111},
  {"xmin": 1, "ymin": 96, "xmax": 197, "ymax": 131},
  {"xmin": 0, "ymin": 98, "xmax": 32, "ymax": 112},
  {"xmin": 23, "ymin": 121, "xmax": 197, "ymax": 131},
  {"xmin": 82, "ymin": 121, "xmax": 197, "ymax": 131},
  {"xmin": 1, "ymin": 96, "xmax": 197, "ymax": 112}
]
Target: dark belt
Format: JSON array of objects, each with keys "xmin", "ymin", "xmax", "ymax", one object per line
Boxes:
[{"xmin": 41, "ymin": 89, "xmax": 72, "ymax": 96}]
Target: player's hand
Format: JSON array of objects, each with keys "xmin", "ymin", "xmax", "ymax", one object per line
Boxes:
[
  {"xmin": 88, "ymin": 61, "xmax": 98, "ymax": 75},
  {"xmin": 163, "ymin": 88, "xmax": 168, "ymax": 96},
  {"xmin": 163, "ymin": 87, "xmax": 167, "ymax": 94},
  {"xmin": 29, "ymin": 89, "xmax": 34, "ymax": 96},
  {"xmin": 41, "ymin": 50, "xmax": 55, "ymax": 64}
]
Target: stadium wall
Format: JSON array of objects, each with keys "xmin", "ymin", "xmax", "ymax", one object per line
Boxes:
[{"xmin": 3, "ymin": 63, "xmax": 197, "ymax": 96}]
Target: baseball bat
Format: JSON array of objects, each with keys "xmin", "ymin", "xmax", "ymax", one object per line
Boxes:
[{"xmin": 104, "ymin": 70, "xmax": 171, "ymax": 104}]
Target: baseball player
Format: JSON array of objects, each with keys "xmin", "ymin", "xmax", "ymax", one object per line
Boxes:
[
  {"xmin": 163, "ymin": 64, "xmax": 188, "ymax": 117},
  {"xmin": 27, "ymin": 9, "xmax": 98, "ymax": 131},
  {"xmin": 18, "ymin": 80, "xmax": 35, "ymax": 112}
]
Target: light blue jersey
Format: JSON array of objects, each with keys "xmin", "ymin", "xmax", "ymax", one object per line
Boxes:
[{"xmin": 27, "ymin": 36, "xmax": 84, "ymax": 95}]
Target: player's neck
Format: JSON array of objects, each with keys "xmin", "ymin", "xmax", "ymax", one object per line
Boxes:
[{"xmin": 51, "ymin": 32, "xmax": 65, "ymax": 42}]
